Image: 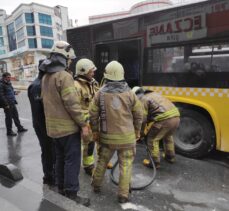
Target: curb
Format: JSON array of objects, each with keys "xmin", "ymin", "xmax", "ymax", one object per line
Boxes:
[
  {"xmin": 13, "ymin": 85, "xmax": 28, "ymax": 90},
  {"xmin": 12, "ymin": 81, "xmax": 30, "ymax": 90}
]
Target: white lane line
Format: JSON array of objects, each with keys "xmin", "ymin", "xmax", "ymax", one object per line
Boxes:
[
  {"xmin": 19, "ymin": 118, "xmax": 32, "ymax": 122},
  {"xmin": 0, "ymin": 197, "xmax": 23, "ymax": 211},
  {"xmin": 121, "ymin": 202, "xmax": 153, "ymax": 211}
]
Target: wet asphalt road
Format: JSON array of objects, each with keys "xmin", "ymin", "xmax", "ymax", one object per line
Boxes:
[{"xmin": 0, "ymin": 90, "xmax": 229, "ymax": 211}]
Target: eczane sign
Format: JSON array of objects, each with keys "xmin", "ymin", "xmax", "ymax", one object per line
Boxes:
[{"xmin": 147, "ymin": 14, "xmax": 207, "ymax": 46}]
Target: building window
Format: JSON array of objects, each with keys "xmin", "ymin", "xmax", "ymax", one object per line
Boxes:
[
  {"xmin": 39, "ymin": 13, "xmax": 52, "ymax": 25},
  {"xmin": 0, "ymin": 37, "xmax": 4, "ymax": 47},
  {"xmin": 26, "ymin": 26, "xmax": 36, "ymax": 36},
  {"xmin": 41, "ymin": 38, "xmax": 53, "ymax": 48},
  {"xmin": 18, "ymin": 40, "xmax": 25, "ymax": 48},
  {"xmin": 40, "ymin": 26, "xmax": 53, "ymax": 37},
  {"xmin": 25, "ymin": 13, "xmax": 34, "ymax": 23},
  {"xmin": 57, "ymin": 34, "xmax": 62, "ymax": 40},
  {"xmin": 15, "ymin": 15, "xmax": 23, "ymax": 29},
  {"xmin": 7, "ymin": 23, "xmax": 17, "ymax": 51},
  {"xmin": 0, "ymin": 26, "xmax": 2, "ymax": 36},
  {"xmin": 0, "ymin": 50, "xmax": 5, "ymax": 55},
  {"xmin": 56, "ymin": 22, "xmax": 62, "ymax": 31},
  {"xmin": 16, "ymin": 28, "xmax": 24, "ymax": 41},
  {"xmin": 28, "ymin": 38, "xmax": 37, "ymax": 48}
]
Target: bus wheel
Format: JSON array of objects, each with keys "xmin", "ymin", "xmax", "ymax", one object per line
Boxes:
[{"xmin": 174, "ymin": 109, "xmax": 215, "ymax": 158}]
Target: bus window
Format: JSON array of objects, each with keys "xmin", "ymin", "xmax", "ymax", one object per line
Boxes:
[
  {"xmin": 146, "ymin": 43, "xmax": 229, "ymax": 74},
  {"xmin": 146, "ymin": 47, "xmax": 184, "ymax": 73}
]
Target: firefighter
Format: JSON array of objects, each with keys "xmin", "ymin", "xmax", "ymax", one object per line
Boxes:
[
  {"xmin": 132, "ymin": 86, "xmax": 180, "ymax": 169},
  {"xmin": 74, "ymin": 58, "xmax": 113, "ymax": 175},
  {"xmin": 40, "ymin": 41, "xmax": 90, "ymax": 207},
  {"xmin": 90, "ymin": 61, "xmax": 143, "ymax": 203},
  {"xmin": 74, "ymin": 58, "xmax": 98, "ymax": 175}
]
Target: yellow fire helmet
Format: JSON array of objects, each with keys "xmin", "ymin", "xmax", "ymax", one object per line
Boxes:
[
  {"xmin": 51, "ymin": 41, "xmax": 76, "ymax": 60},
  {"xmin": 76, "ymin": 58, "xmax": 97, "ymax": 76},
  {"xmin": 104, "ymin": 61, "xmax": 124, "ymax": 81}
]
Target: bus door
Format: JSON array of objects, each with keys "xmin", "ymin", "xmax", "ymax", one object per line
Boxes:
[{"xmin": 94, "ymin": 39, "xmax": 142, "ymax": 87}]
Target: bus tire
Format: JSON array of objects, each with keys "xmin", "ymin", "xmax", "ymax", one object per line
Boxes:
[{"xmin": 174, "ymin": 108, "xmax": 215, "ymax": 158}]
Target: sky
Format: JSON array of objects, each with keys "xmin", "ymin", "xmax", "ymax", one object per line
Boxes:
[{"xmin": 1, "ymin": 0, "xmax": 192, "ymax": 26}]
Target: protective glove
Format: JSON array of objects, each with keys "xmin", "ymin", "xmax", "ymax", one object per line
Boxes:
[
  {"xmin": 135, "ymin": 131, "xmax": 140, "ymax": 141},
  {"xmin": 81, "ymin": 125, "xmax": 92, "ymax": 143},
  {"xmin": 93, "ymin": 132, "xmax": 100, "ymax": 143}
]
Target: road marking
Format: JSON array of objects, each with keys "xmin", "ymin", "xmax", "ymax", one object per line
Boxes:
[
  {"xmin": 121, "ymin": 202, "xmax": 152, "ymax": 211},
  {"xmin": 0, "ymin": 197, "xmax": 23, "ymax": 211},
  {"xmin": 19, "ymin": 118, "xmax": 32, "ymax": 122}
]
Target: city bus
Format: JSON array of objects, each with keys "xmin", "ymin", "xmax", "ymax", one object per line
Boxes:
[{"xmin": 67, "ymin": 0, "xmax": 229, "ymax": 158}]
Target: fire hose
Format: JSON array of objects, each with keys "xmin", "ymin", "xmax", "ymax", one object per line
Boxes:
[{"xmin": 110, "ymin": 124, "xmax": 157, "ymax": 190}]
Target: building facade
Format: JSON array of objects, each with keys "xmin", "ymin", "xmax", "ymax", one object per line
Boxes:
[
  {"xmin": 0, "ymin": 3, "xmax": 72, "ymax": 80},
  {"xmin": 89, "ymin": 0, "xmax": 173, "ymax": 24}
]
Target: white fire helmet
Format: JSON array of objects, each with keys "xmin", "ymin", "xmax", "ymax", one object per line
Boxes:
[
  {"xmin": 132, "ymin": 86, "xmax": 145, "ymax": 96},
  {"xmin": 104, "ymin": 61, "xmax": 124, "ymax": 81},
  {"xmin": 76, "ymin": 58, "xmax": 97, "ymax": 75},
  {"xmin": 51, "ymin": 41, "xmax": 76, "ymax": 60}
]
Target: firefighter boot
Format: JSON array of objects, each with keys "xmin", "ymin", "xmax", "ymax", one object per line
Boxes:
[
  {"xmin": 118, "ymin": 195, "xmax": 129, "ymax": 203},
  {"xmin": 143, "ymin": 159, "xmax": 160, "ymax": 169},
  {"xmin": 107, "ymin": 162, "xmax": 113, "ymax": 169},
  {"xmin": 93, "ymin": 185, "xmax": 101, "ymax": 194},
  {"xmin": 84, "ymin": 164, "xmax": 95, "ymax": 176},
  {"xmin": 65, "ymin": 191, "xmax": 90, "ymax": 207},
  {"xmin": 164, "ymin": 154, "xmax": 175, "ymax": 164}
]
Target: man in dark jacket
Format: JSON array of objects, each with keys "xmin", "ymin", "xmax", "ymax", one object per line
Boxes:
[
  {"xmin": 28, "ymin": 60, "xmax": 55, "ymax": 186},
  {"xmin": 0, "ymin": 72, "xmax": 28, "ymax": 136}
]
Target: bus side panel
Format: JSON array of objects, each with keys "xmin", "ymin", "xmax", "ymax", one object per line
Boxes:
[
  {"xmin": 143, "ymin": 86, "xmax": 229, "ymax": 153},
  {"xmin": 207, "ymin": 10, "xmax": 229, "ymax": 36}
]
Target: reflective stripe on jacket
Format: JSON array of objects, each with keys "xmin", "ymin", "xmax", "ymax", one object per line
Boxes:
[
  {"xmin": 41, "ymin": 71, "xmax": 86, "ymax": 138},
  {"xmin": 74, "ymin": 76, "xmax": 99, "ymax": 117},
  {"xmin": 89, "ymin": 81, "xmax": 143, "ymax": 145},
  {"xmin": 142, "ymin": 92, "xmax": 180, "ymax": 123}
]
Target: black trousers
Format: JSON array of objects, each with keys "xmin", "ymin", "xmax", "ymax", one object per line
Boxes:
[
  {"xmin": 55, "ymin": 132, "xmax": 81, "ymax": 192},
  {"xmin": 34, "ymin": 125, "xmax": 55, "ymax": 182},
  {"xmin": 4, "ymin": 104, "xmax": 22, "ymax": 133}
]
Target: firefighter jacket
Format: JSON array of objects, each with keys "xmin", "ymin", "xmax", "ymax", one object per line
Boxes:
[
  {"xmin": 89, "ymin": 81, "xmax": 143, "ymax": 145},
  {"xmin": 40, "ymin": 54, "xmax": 87, "ymax": 138},
  {"xmin": 74, "ymin": 75, "xmax": 99, "ymax": 118},
  {"xmin": 141, "ymin": 91, "xmax": 180, "ymax": 124}
]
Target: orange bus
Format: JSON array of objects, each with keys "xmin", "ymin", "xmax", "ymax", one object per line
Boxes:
[{"xmin": 67, "ymin": 0, "xmax": 229, "ymax": 158}]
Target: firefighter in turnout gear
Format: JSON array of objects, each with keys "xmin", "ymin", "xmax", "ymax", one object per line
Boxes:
[
  {"xmin": 40, "ymin": 41, "xmax": 90, "ymax": 207},
  {"xmin": 90, "ymin": 61, "xmax": 143, "ymax": 203},
  {"xmin": 74, "ymin": 58, "xmax": 98, "ymax": 176},
  {"xmin": 132, "ymin": 86, "xmax": 180, "ymax": 169}
]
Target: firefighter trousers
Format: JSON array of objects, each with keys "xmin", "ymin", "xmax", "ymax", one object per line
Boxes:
[
  {"xmin": 92, "ymin": 144, "xmax": 135, "ymax": 198},
  {"xmin": 147, "ymin": 117, "xmax": 180, "ymax": 164},
  {"xmin": 82, "ymin": 140, "xmax": 95, "ymax": 168}
]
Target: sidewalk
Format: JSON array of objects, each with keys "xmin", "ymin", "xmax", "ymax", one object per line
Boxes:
[
  {"xmin": 0, "ymin": 91, "xmax": 153, "ymax": 211},
  {"xmin": 12, "ymin": 80, "xmax": 30, "ymax": 90},
  {"xmin": 0, "ymin": 94, "xmax": 92, "ymax": 211}
]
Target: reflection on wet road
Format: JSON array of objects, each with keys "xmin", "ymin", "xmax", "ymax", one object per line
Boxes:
[{"xmin": 0, "ymin": 91, "xmax": 228, "ymax": 211}]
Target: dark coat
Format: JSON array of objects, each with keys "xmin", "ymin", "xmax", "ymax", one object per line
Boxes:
[
  {"xmin": 0, "ymin": 79, "xmax": 17, "ymax": 108},
  {"xmin": 28, "ymin": 75, "xmax": 46, "ymax": 130}
]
